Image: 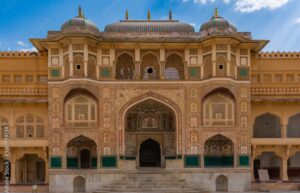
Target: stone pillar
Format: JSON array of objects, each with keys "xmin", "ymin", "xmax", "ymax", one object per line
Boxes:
[
  {"xmin": 84, "ymin": 44, "xmax": 88, "ymax": 77},
  {"xmin": 160, "ymin": 48, "xmax": 165, "ymax": 80},
  {"xmin": 43, "ymin": 147, "xmax": 49, "ymax": 183},
  {"xmin": 10, "ymin": 153, "xmax": 16, "ymax": 184},
  {"xmin": 135, "ymin": 48, "xmax": 140, "ymax": 80},
  {"xmin": 212, "ymin": 44, "xmax": 216, "ymax": 76},
  {"xmin": 226, "ymin": 44, "xmax": 231, "ymax": 76},
  {"xmin": 69, "ymin": 44, "xmax": 73, "ymax": 77},
  {"xmin": 251, "ymin": 158, "xmax": 255, "ymax": 181},
  {"xmin": 281, "ymin": 157, "xmax": 289, "ymax": 181}
]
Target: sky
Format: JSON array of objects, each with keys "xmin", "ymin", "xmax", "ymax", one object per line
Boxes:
[{"xmin": 0, "ymin": 0, "xmax": 300, "ymax": 52}]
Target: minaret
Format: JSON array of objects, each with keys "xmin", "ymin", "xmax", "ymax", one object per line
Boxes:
[
  {"xmin": 125, "ymin": 10, "xmax": 129, "ymax": 21},
  {"xmin": 147, "ymin": 10, "xmax": 151, "ymax": 21},
  {"xmin": 169, "ymin": 10, "xmax": 172, "ymax": 21},
  {"xmin": 78, "ymin": 5, "xmax": 85, "ymax": 18},
  {"xmin": 214, "ymin": 8, "xmax": 218, "ymax": 18}
]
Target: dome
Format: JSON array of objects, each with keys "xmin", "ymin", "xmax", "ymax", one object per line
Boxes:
[
  {"xmin": 105, "ymin": 11, "xmax": 194, "ymax": 33},
  {"xmin": 105, "ymin": 20, "xmax": 194, "ymax": 33},
  {"xmin": 200, "ymin": 9, "xmax": 237, "ymax": 34},
  {"xmin": 61, "ymin": 6, "xmax": 99, "ymax": 34}
]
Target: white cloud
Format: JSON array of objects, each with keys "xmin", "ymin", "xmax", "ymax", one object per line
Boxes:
[
  {"xmin": 19, "ymin": 47, "xmax": 37, "ymax": 52},
  {"xmin": 293, "ymin": 17, "xmax": 300, "ymax": 24},
  {"xmin": 235, "ymin": 0, "xmax": 290, "ymax": 12},
  {"xmin": 17, "ymin": 41, "xmax": 27, "ymax": 47},
  {"xmin": 186, "ymin": 0, "xmax": 290, "ymax": 12}
]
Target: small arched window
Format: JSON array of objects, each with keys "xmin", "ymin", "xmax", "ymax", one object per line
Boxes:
[
  {"xmin": 203, "ymin": 91, "xmax": 235, "ymax": 127},
  {"xmin": 16, "ymin": 114, "xmax": 44, "ymax": 138},
  {"xmin": 165, "ymin": 54, "xmax": 184, "ymax": 80},
  {"xmin": 65, "ymin": 95, "xmax": 97, "ymax": 127}
]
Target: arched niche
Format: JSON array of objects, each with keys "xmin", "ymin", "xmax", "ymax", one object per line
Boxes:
[{"xmin": 253, "ymin": 113, "xmax": 281, "ymax": 138}]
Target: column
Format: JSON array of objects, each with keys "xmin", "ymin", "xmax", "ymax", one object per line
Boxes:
[
  {"xmin": 198, "ymin": 48, "xmax": 203, "ymax": 79},
  {"xmin": 184, "ymin": 48, "xmax": 189, "ymax": 80},
  {"xmin": 135, "ymin": 48, "xmax": 140, "ymax": 79},
  {"xmin": 282, "ymin": 117, "xmax": 288, "ymax": 138},
  {"xmin": 160, "ymin": 48, "xmax": 165, "ymax": 80},
  {"xmin": 43, "ymin": 147, "xmax": 49, "ymax": 183},
  {"xmin": 69, "ymin": 44, "xmax": 73, "ymax": 77},
  {"xmin": 281, "ymin": 157, "xmax": 289, "ymax": 181},
  {"xmin": 96, "ymin": 46, "xmax": 101, "ymax": 79},
  {"xmin": 84, "ymin": 44, "xmax": 88, "ymax": 77},
  {"xmin": 226, "ymin": 44, "xmax": 231, "ymax": 76},
  {"xmin": 251, "ymin": 158, "xmax": 255, "ymax": 181},
  {"xmin": 10, "ymin": 150, "xmax": 16, "ymax": 184},
  {"xmin": 212, "ymin": 44, "xmax": 216, "ymax": 76}
]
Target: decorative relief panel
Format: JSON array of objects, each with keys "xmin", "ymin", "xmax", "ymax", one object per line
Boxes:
[{"xmin": 191, "ymin": 102, "xmax": 198, "ymax": 113}]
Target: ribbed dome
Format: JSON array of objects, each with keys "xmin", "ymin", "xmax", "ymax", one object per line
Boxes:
[
  {"xmin": 104, "ymin": 20, "xmax": 195, "ymax": 33},
  {"xmin": 200, "ymin": 9, "xmax": 237, "ymax": 34},
  {"xmin": 61, "ymin": 6, "xmax": 99, "ymax": 34}
]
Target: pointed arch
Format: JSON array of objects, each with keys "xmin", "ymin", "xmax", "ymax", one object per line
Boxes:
[
  {"xmin": 115, "ymin": 53, "xmax": 135, "ymax": 80},
  {"xmin": 73, "ymin": 176, "xmax": 86, "ymax": 192},
  {"xmin": 287, "ymin": 113, "xmax": 300, "ymax": 138},
  {"xmin": 253, "ymin": 113, "xmax": 281, "ymax": 138},
  {"xmin": 16, "ymin": 114, "xmax": 44, "ymax": 138},
  {"xmin": 204, "ymin": 134, "xmax": 234, "ymax": 167},
  {"xmin": 202, "ymin": 88, "xmax": 235, "ymax": 127},
  {"xmin": 140, "ymin": 53, "xmax": 160, "ymax": 80},
  {"xmin": 119, "ymin": 93, "xmax": 182, "ymax": 156},
  {"xmin": 73, "ymin": 53, "xmax": 84, "ymax": 77},
  {"xmin": 216, "ymin": 175, "xmax": 228, "ymax": 192},
  {"xmin": 165, "ymin": 53, "xmax": 184, "ymax": 80}
]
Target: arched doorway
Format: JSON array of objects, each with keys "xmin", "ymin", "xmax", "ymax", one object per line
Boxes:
[
  {"xmin": 204, "ymin": 134, "xmax": 234, "ymax": 167},
  {"xmin": 124, "ymin": 99, "xmax": 176, "ymax": 167},
  {"xmin": 16, "ymin": 154, "xmax": 45, "ymax": 184},
  {"xmin": 66, "ymin": 135, "xmax": 97, "ymax": 169},
  {"xmin": 139, "ymin": 139, "xmax": 161, "ymax": 167},
  {"xmin": 216, "ymin": 175, "xmax": 228, "ymax": 192},
  {"xmin": 80, "ymin": 149, "xmax": 91, "ymax": 169},
  {"xmin": 73, "ymin": 176, "xmax": 86, "ymax": 193}
]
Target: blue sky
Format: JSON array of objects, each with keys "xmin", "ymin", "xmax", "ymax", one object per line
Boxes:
[{"xmin": 0, "ymin": 0, "xmax": 300, "ymax": 52}]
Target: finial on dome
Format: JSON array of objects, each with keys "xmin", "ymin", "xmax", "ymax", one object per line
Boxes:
[
  {"xmin": 214, "ymin": 8, "xmax": 218, "ymax": 18},
  {"xmin": 78, "ymin": 5, "xmax": 85, "ymax": 18},
  {"xmin": 125, "ymin": 10, "xmax": 129, "ymax": 20},
  {"xmin": 169, "ymin": 10, "xmax": 172, "ymax": 20},
  {"xmin": 147, "ymin": 10, "xmax": 151, "ymax": 21}
]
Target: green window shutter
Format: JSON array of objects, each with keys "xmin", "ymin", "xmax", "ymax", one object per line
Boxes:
[
  {"xmin": 204, "ymin": 156, "xmax": 233, "ymax": 167},
  {"xmin": 189, "ymin": 67, "xmax": 199, "ymax": 78},
  {"xmin": 184, "ymin": 155, "xmax": 200, "ymax": 168},
  {"xmin": 239, "ymin": 155, "xmax": 250, "ymax": 167},
  {"xmin": 101, "ymin": 68, "xmax": 111, "ymax": 77},
  {"xmin": 101, "ymin": 156, "xmax": 117, "ymax": 168},
  {"xmin": 67, "ymin": 157, "xmax": 78, "ymax": 168},
  {"xmin": 50, "ymin": 157, "xmax": 62, "ymax": 168},
  {"xmin": 51, "ymin": 69, "xmax": 60, "ymax": 78},
  {"xmin": 92, "ymin": 157, "xmax": 97, "ymax": 168},
  {"xmin": 239, "ymin": 68, "xmax": 248, "ymax": 77}
]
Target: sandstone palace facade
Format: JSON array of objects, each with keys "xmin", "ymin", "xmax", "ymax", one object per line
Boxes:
[{"xmin": 0, "ymin": 8, "xmax": 300, "ymax": 193}]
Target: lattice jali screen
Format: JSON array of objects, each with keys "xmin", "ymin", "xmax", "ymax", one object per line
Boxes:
[
  {"xmin": 73, "ymin": 54, "xmax": 84, "ymax": 77},
  {"xmin": 165, "ymin": 54, "xmax": 184, "ymax": 80},
  {"xmin": 88, "ymin": 55, "xmax": 97, "ymax": 79},
  {"xmin": 65, "ymin": 95, "xmax": 97, "ymax": 127},
  {"xmin": 116, "ymin": 53, "xmax": 135, "ymax": 80},
  {"xmin": 0, "ymin": 116, "xmax": 8, "ymax": 138},
  {"xmin": 203, "ymin": 92, "xmax": 235, "ymax": 126},
  {"xmin": 203, "ymin": 54, "xmax": 212, "ymax": 79},
  {"xmin": 216, "ymin": 54, "xmax": 227, "ymax": 77},
  {"xmin": 140, "ymin": 53, "xmax": 160, "ymax": 80},
  {"xmin": 16, "ymin": 114, "xmax": 45, "ymax": 138},
  {"xmin": 204, "ymin": 135, "xmax": 233, "ymax": 156},
  {"xmin": 64, "ymin": 55, "xmax": 70, "ymax": 78}
]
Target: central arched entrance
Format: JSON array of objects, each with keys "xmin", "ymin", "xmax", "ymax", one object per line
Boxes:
[
  {"xmin": 139, "ymin": 139, "xmax": 161, "ymax": 167},
  {"xmin": 124, "ymin": 98, "xmax": 177, "ymax": 168}
]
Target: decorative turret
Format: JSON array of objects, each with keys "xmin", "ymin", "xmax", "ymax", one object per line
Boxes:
[
  {"xmin": 61, "ymin": 6, "xmax": 99, "ymax": 34},
  {"xmin": 200, "ymin": 8, "xmax": 237, "ymax": 34}
]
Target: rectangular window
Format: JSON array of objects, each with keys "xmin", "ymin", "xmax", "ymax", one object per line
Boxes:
[
  {"xmin": 14, "ymin": 75, "xmax": 22, "ymax": 82},
  {"xmin": 38, "ymin": 75, "xmax": 48, "ymax": 82},
  {"xmin": 2, "ymin": 75, "xmax": 10, "ymax": 82},
  {"xmin": 25, "ymin": 75, "xmax": 34, "ymax": 82}
]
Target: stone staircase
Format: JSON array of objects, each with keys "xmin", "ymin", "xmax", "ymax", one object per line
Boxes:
[{"xmin": 94, "ymin": 171, "xmax": 209, "ymax": 193}]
